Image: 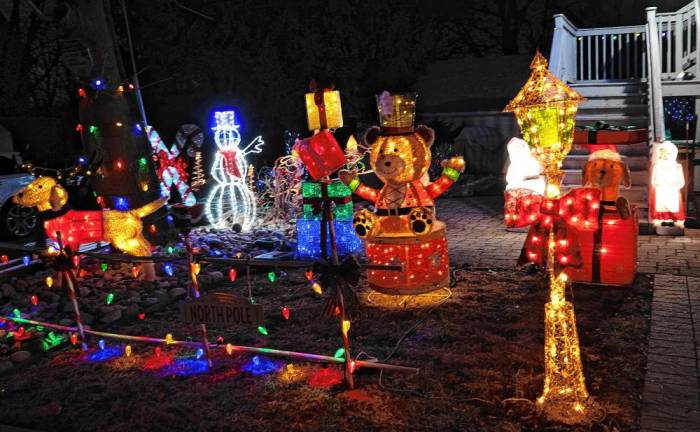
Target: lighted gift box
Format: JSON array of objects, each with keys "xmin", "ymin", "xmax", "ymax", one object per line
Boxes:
[
  {"xmin": 504, "ymin": 188, "xmax": 544, "ymax": 228},
  {"xmin": 44, "ymin": 210, "xmax": 104, "ymax": 251},
  {"xmin": 305, "ymin": 89, "xmax": 343, "ymax": 131},
  {"xmin": 301, "ymin": 180, "xmax": 353, "ymax": 221},
  {"xmin": 365, "ymin": 221, "xmax": 449, "ymax": 295},
  {"xmin": 573, "ymin": 128, "xmax": 647, "ymax": 145},
  {"xmin": 293, "ymin": 131, "xmax": 346, "ymax": 180},
  {"xmin": 568, "ymin": 208, "xmax": 638, "ymax": 286},
  {"xmin": 295, "ymin": 219, "xmax": 363, "ymax": 259}
]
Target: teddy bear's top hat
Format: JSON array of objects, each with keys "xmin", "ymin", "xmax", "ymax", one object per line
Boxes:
[{"xmin": 376, "ymin": 91, "xmax": 416, "ymax": 134}]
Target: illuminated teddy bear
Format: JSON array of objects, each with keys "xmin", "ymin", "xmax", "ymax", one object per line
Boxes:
[{"xmin": 339, "ymin": 92, "xmax": 465, "ymax": 238}]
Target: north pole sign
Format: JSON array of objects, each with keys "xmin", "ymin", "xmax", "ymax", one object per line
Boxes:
[{"xmin": 179, "ymin": 293, "xmax": 263, "ymax": 327}]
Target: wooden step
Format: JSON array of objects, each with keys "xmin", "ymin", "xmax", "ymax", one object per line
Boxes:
[
  {"xmin": 570, "ymin": 82, "xmax": 647, "ymax": 97},
  {"xmin": 575, "ymin": 113, "xmax": 648, "ymax": 125},
  {"xmin": 579, "ymin": 99, "xmax": 647, "ymax": 110},
  {"xmin": 562, "ymin": 169, "xmax": 648, "ymax": 186},
  {"xmin": 562, "ymin": 154, "xmax": 649, "ymax": 170},
  {"xmin": 570, "ymin": 141, "xmax": 649, "ymax": 156}
]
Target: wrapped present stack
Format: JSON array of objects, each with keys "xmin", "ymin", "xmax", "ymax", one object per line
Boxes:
[
  {"xmin": 296, "ymin": 180, "xmax": 362, "ymax": 259},
  {"xmin": 293, "ymin": 82, "xmax": 346, "ymax": 181},
  {"xmin": 294, "ymin": 82, "xmax": 362, "ymax": 260}
]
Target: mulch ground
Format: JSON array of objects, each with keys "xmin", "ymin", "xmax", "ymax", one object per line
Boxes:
[{"xmin": 0, "ymin": 266, "xmax": 652, "ymax": 432}]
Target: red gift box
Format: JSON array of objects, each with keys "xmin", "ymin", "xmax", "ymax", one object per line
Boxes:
[
  {"xmin": 44, "ymin": 210, "xmax": 104, "ymax": 252},
  {"xmin": 293, "ymin": 130, "xmax": 346, "ymax": 180},
  {"xmin": 573, "ymin": 128, "xmax": 647, "ymax": 145},
  {"xmin": 569, "ymin": 207, "xmax": 638, "ymax": 286}
]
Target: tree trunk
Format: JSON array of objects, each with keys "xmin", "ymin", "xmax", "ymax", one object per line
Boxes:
[{"xmin": 68, "ymin": 0, "xmax": 172, "ymax": 244}]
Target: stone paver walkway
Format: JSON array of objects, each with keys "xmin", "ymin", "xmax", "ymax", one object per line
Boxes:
[
  {"xmin": 640, "ymin": 275, "xmax": 700, "ymax": 432},
  {"xmin": 437, "ymin": 197, "xmax": 700, "ymax": 430},
  {"xmin": 438, "ymin": 197, "xmax": 700, "ymax": 277}
]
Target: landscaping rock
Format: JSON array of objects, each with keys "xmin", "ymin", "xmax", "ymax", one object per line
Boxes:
[
  {"xmin": 10, "ymin": 351, "xmax": 31, "ymax": 363},
  {"xmin": 100, "ymin": 309, "xmax": 122, "ymax": 324},
  {"xmin": 169, "ymin": 287, "xmax": 186, "ymax": 300}
]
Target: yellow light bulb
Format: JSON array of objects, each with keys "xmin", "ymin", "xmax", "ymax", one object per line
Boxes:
[{"xmin": 342, "ymin": 320, "xmax": 351, "ymax": 335}]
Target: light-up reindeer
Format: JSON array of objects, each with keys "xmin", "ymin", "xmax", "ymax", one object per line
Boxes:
[{"xmin": 205, "ymin": 111, "xmax": 264, "ymax": 231}]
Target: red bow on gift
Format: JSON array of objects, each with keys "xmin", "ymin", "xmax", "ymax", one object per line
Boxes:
[
  {"xmin": 505, "ymin": 187, "xmax": 601, "ymax": 274},
  {"xmin": 309, "ymin": 80, "xmax": 335, "ymax": 130},
  {"xmin": 156, "ymin": 150, "xmax": 189, "ymax": 183}
]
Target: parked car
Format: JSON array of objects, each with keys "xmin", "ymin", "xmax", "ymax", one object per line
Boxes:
[{"xmin": 0, "ymin": 155, "xmax": 36, "ymax": 239}]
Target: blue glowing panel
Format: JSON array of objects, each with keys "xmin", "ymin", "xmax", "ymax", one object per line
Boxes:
[
  {"xmin": 160, "ymin": 357, "xmax": 210, "ymax": 376},
  {"xmin": 241, "ymin": 355, "xmax": 283, "ymax": 376},
  {"xmin": 296, "ymin": 219, "xmax": 363, "ymax": 259},
  {"xmin": 85, "ymin": 345, "xmax": 123, "ymax": 362},
  {"xmin": 114, "ymin": 196, "xmax": 129, "ymax": 211}
]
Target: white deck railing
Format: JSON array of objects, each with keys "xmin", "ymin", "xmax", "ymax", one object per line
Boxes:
[
  {"xmin": 550, "ymin": 1, "xmax": 700, "ymax": 140},
  {"xmin": 550, "ymin": 1, "xmax": 700, "ymax": 84}
]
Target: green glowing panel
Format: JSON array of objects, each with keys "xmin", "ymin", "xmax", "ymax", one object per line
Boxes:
[{"xmin": 532, "ymin": 107, "xmax": 560, "ymax": 148}]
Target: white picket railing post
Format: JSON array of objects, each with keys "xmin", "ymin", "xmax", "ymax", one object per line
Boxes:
[
  {"xmin": 695, "ymin": 0, "xmax": 700, "ymax": 77},
  {"xmin": 550, "ymin": 14, "xmax": 578, "ymax": 82},
  {"xmin": 647, "ymin": 7, "xmax": 666, "ymax": 141}
]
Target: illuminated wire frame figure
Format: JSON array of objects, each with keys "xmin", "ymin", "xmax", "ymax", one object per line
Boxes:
[{"xmin": 205, "ymin": 111, "xmax": 264, "ymax": 231}]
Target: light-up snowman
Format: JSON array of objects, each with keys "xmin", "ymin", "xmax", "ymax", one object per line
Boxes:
[{"xmin": 205, "ymin": 110, "xmax": 264, "ymax": 231}]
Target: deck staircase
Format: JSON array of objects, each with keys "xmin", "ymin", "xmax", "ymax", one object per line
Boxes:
[
  {"xmin": 562, "ymin": 82, "xmax": 651, "ymax": 231},
  {"xmin": 549, "ymin": 0, "xmax": 700, "ymax": 233}
]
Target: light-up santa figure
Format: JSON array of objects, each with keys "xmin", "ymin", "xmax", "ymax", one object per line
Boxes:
[
  {"xmin": 650, "ymin": 140, "xmax": 685, "ymax": 231},
  {"xmin": 205, "ymin": 110, "xmax": 264, "ymax": 231},
  {"xmin": 505, "ymin": 137, "xmax": 546, "ymax": 195}
]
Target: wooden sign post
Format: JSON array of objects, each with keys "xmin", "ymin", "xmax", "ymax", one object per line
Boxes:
[{"xmin": 180, "ymin": 293, "xmax": 263, "ymax": 327}]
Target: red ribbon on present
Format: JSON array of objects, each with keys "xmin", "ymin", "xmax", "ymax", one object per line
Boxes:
[
  {"xmin": 309, "ymin": 80, "xmax": 335, "ymax": 130},
  {"xmin": 220, "ymin": 150, "xmax": 242, "ymax": 178},
  {"xmin": 156, "ymin": 150, "xmax": 189, "ymax": 183},
  {"xmin": 506, "ymin": 187, "xmax": 601, "ymax": 274}
]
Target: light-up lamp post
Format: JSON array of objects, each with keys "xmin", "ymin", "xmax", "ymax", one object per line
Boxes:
[{"xmin": 504, "ymin": 52, "xmax": 597, "ymax": 424}]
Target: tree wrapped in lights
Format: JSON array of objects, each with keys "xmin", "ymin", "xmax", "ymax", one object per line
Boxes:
[
  {"xmin": 504, "ymin": 52, "xmax": 599, "ymax": 424},
  {"xmin": 205, "ymin": 110, "xmax": 264, "ymax": 231},
  {"xmin": 78, "ymin": 80, "xmax": 166, "ymax": 232}
]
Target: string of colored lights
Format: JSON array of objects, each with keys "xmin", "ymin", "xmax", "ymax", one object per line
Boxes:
[{"xmin": 0, "ymin": 315, "xmax": 418, "ymax": 374}]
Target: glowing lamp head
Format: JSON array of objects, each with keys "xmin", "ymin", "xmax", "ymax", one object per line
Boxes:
[{"xmin": 504, "ymin": 51, "xmax": 583, "ymax": 170}]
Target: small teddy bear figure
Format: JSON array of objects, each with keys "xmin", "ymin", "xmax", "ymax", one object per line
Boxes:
[
  {"xmin": 505, "ymin": 137, "xmax": 545, "ymax": 195},
  {"xmin": 582, "ymin": 149, "xmax": 632, "ymax": 219},
  {"xmin": 339, "ymin": 92, "xmax": 465, "ymax": 238},
  {"xmin": 650, "ymin": 140, "xmax": 685, "ymax": 231}
]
